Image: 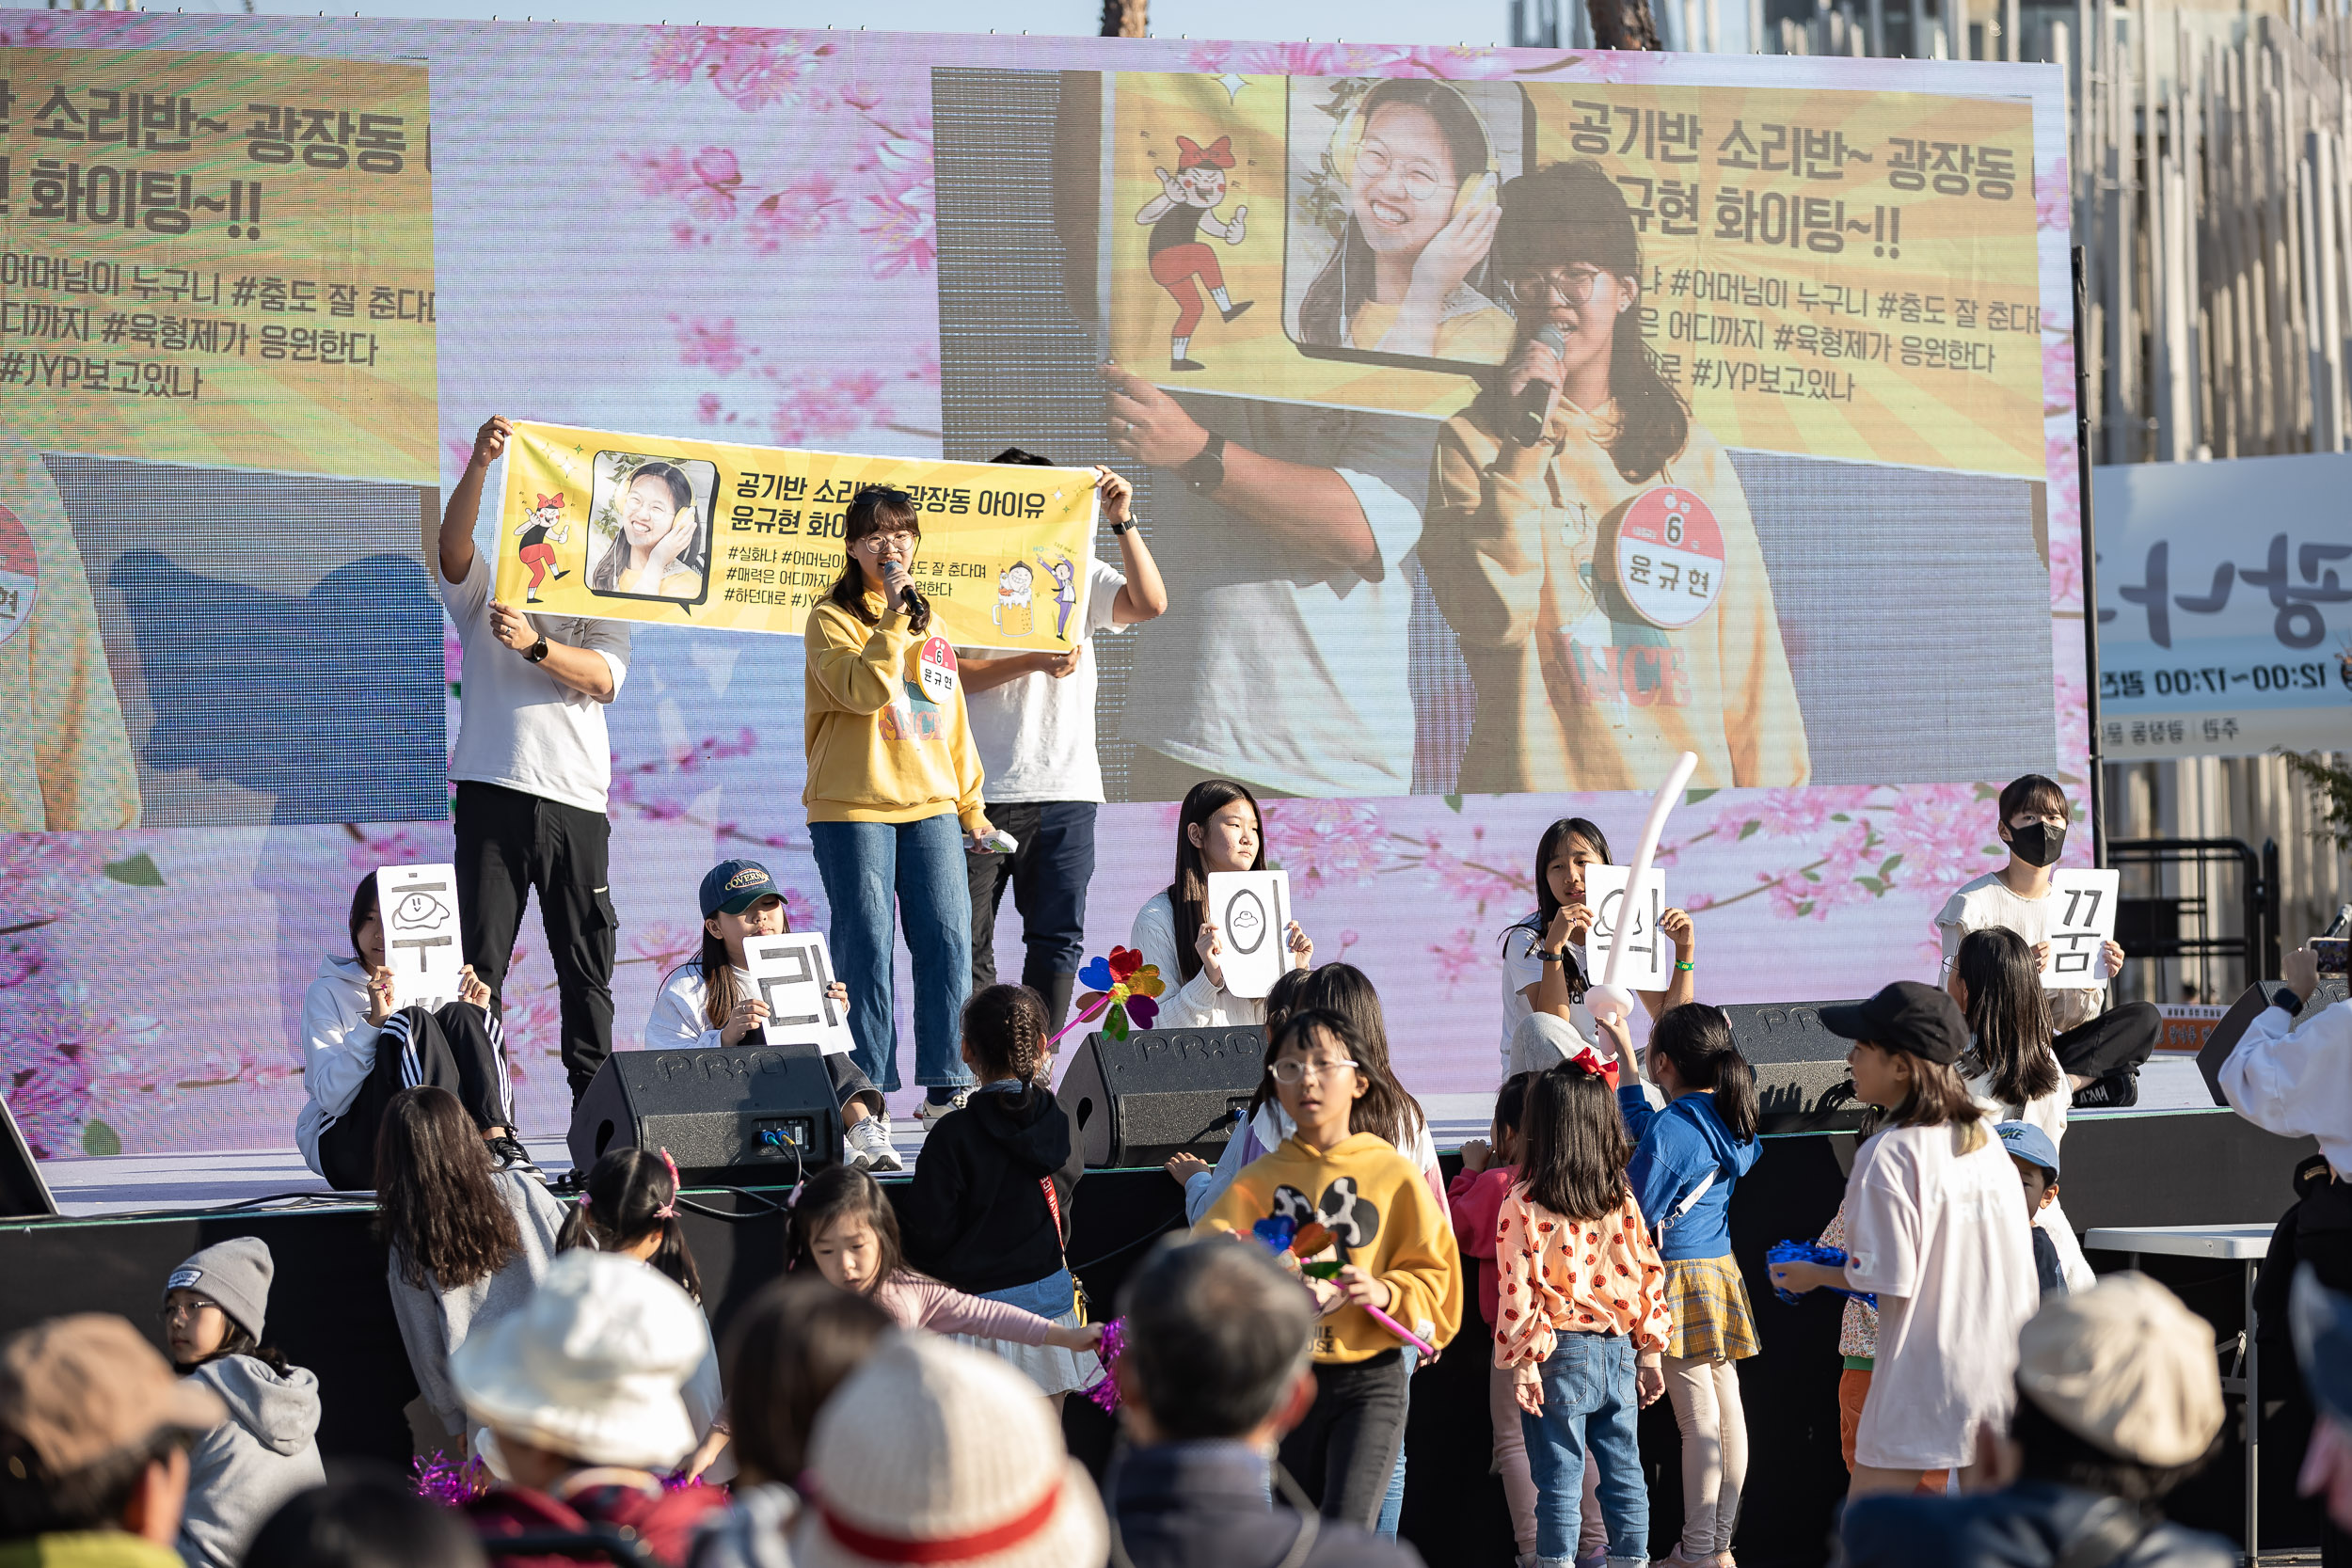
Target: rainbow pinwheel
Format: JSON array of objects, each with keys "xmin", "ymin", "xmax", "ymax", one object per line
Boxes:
[{"xmin": 1057, "ymin": 946, "xmax": 1166, "ymax": 1042}]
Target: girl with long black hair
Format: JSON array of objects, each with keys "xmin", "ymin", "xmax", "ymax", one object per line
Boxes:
[
  {"xmin": 590, "ymin": 459, "xmax": 706, "ymax": 600},
  {"xmin": 803, "ymin": 485, "xmax": 996, "ymax": 1121},
  {"xmin": 1424, "ymin": 159, "xmax": 1809, "ymax": 793},
  {"xmin": 1128, "ymin": 778, "xmax": 1313, "ymax": 1028}
]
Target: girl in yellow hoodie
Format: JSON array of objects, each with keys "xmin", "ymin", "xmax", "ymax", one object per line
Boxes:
[
  {"xmin": 803, "ymin": 487, "xmax": 996, "ymax": 1114},
  {"xmin": 1197, "ymin": 1007, "xmax": 1462, "ymax": 1528}
]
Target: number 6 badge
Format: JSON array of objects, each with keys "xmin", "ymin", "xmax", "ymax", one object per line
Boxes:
[{"xmin": 1597, "ymin": 486, "xmax": 1725, "ymax": 630}]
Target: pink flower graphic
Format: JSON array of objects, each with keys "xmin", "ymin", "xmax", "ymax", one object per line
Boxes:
[
  {"xmin": 2036, "ymin": 161, "xmax": 2072, "ymax": 232},
  {"xmin": 1178, "ymin": 40, "xmax": 1514, "ymax": 78},
  {"xmin": 673, "ymin": 316, "xmax": 748, "ymax": 377},
  {"xmin": 5, "ymin": 1046, "xmax": 93, "ymax": 1160},
  {"xmin": 746, "ymin": 175, "xmax": 849, "ymax": 251},
  {"xmin": 629, "ymin": 922, "xmax": 702, "ymax": 975},
  {"xmin": 1263, "ymin": 800, "xmax": 1384, "ymax": 887},
  {"xmin": 2042, "ymin": 337, "xmax": 2074, "ymax": 419},
  {"xmin": 770, "ymin": 371, "xmax": 886, "ymax": 446},
  {"xmin": 685, "ymin": 148, "xmax": 746, "ymax": 220},
  {"xmin": 2047, "ymin": 527, "xmax": 2083, "ymax": 612},
  {"xmin": 696, "ymin": 393, "xmax": 726, "ymax": 425},
  {"xmin": 1428, "ymin": 927, "xmax": 1487, "ymax": 992},
  {"xmin": 639, "ymin": 28, "xmax": 834, "ymax": 112},
  {"xmin": 621, "ymin": 147, "xmax": 698, "ymax": 199}
]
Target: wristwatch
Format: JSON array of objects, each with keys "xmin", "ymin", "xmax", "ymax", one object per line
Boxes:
[
  {"xmin": 1109, "ymin": 516, "xmax": 1131, "ymax": 536},
  {"xmin": 1537, "ymin": 949, "xmax": 1565, "ymax": 964},
  {"xmin": 1180, "ymin": 432, "xmax": 1228, "ymax": 497},
  {"xmin": 524, "ymin": 634, "xmax": 550, "ymax": 664},
  {"xmin": 2273, "ymin": 986, "xmax": 2307, "ymax": 1016}
]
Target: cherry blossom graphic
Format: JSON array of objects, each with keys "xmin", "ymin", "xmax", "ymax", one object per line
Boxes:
[
  {"xmin": 1261, "ymin": 800, "xmax": 1385, "ymax": 887},
  {"xmin": 1178, "ymin": 40, "xmax": 1523, "ymax": 78},
  {"xmin": 639, "ymin": 27, "xmax": 835, "ymax": 112}
]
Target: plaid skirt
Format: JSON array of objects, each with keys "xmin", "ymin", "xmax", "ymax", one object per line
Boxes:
[{"xmin": 1661, "ymin": 1254, "xmax": 1760, "ymax": 1362}]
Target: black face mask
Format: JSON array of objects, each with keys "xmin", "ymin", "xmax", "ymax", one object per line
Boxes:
[{"xmin": 2009, "ymin": 821, "xmax": 2065, "ymax": 868}]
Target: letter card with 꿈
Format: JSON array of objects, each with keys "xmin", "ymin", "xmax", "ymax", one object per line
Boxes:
[
  {"xmin": 1578, "ymin": 863, "xmax": 1675, "ymax": 992},
  {"xmin": 2044, "ymin": 869, "xmax": 2122, "ymax": 990},
  {"xmin": 1205, "ymin": 869, "xmax": 1292, "ymax": 1000},
  {"xmin": 376, "ymin": 863, "xmax": 465, "ymax": 1010},
  {"xmin": 742, "ymin": 932, "xmax": 856, "ymax": 1055}
]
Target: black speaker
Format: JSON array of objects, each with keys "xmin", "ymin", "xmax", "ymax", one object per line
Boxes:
[
  {"xmin": 0, "ymin": 1098, "xmax": 57, "ymax": 1219},
  {"xmin": 1056, "ymin": 1025, "xmax": 1266, "ymax": 1169},
  {"xmin": 567, "ymin": 1045, "xmax": 843, "ymax": 1186},
  {"xmin": 1719, "ymin": 999, "xmax": 1868, "ymax": 1133}
]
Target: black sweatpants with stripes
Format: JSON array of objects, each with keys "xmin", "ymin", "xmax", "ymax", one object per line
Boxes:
[{"xmin": 315, "ymin": 1003, "xmax": 512, "ymax": 1192}]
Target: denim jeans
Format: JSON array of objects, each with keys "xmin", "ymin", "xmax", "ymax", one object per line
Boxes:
[
  {"xmin": 1519, "ymin": 1333, "xmax": 1647, "ymax": 1565},
  {"xmin": 808, "ymin": 813, "xmax": 975, "ymax": 1095}
]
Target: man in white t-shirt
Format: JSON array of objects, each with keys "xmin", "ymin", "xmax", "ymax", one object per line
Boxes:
[
  {"xmin": 1934, "ymin": 773, "xmax": 2158, "ymax": 1109},
  {"xmin": 959, "ymin": 451, "xmax": 1167, "ymax": 1032},
  {"xmin": 435, "ymin": 416, "xmax": 632, "ymax": 1106}
]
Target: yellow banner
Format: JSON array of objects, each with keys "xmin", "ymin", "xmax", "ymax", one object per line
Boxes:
[
  {"xmin": 492, "ymin": 421, "xmax": 1101, "ymax": 651},
  {"xmin": 0, "ymin": 47, "xmax": 436, "ymax": 483},
  {"xmin": 1106, "ymin": 71, "xmax": 2041, "ymax": 477}
]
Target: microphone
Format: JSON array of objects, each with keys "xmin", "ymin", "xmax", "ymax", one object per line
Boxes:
[
  {"xmin": 882, "ymin": 562, "xmax": 921, "ymax": 616},
  {"xmin": 1509, "ymin": 323, "xmax": 1567, "ymax": 448}
]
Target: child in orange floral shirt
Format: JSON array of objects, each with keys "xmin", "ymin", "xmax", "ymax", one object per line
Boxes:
[{"xmin": 1496, "ymin": 1044, "xmax": 1672, "ymax": 1568}]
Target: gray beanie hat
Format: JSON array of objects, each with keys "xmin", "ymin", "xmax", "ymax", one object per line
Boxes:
[{"xmin": 163, "ymin": 1236, "xmax": 273, "ymax": 1343}]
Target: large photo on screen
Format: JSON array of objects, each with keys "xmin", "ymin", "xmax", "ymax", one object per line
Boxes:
[{"xmin": 0, "ymin": 19, "xmax": 2085, "ymax": 1159}]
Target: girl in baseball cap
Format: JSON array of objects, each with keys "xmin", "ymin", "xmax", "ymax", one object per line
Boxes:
[{"xmin": 1767, "ymin": 981, "xmax": 2042, "ymax": 1500}]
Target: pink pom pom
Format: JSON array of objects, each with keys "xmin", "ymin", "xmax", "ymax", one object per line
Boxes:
[{"xmin": 1086, "ymin": 1317, "xmax": 1128, "ymax": 1415}]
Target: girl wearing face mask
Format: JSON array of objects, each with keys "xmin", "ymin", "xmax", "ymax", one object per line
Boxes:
[
  {"xmin": 592, "ymin": 461, "xmax": 706, "ymax": 600},
  {"xmin": 1933, "ymin": 772, "xmax": 2158, "ymax": 1109},
  {"xmin": 1129, "ymin": 778, "xmax": 1314, "ymax": 1029},
  {"xmin": 1422, "ymin": 160, "xmax": 1810, "ymax": 794},
  {"xmin": 803, "ymin": 487, "xmax": 997, "ymax": 1121},
  {"xmin": 1296, "ymin": 79, "xmax": 1510, "ymax": 364}
]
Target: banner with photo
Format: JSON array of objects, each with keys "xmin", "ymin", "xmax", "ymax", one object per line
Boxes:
[{"xmin": 493, "ymin": 420, "xmax": 1098, "ymax": 652}]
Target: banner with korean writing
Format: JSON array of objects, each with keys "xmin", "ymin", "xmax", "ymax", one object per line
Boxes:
[
  {"xmin": 492, "ymin": 420, "xmax": 1099, "ymax": 652},
  {"xmin": 0, "ymin": 47, "xmax": 434, "ymax": 483},
  {"xmin": 1104, "ymin": 71, "xmax": 2041, "ymax": 479},
  {"xmin": 2091, "ymin": 451, "xmax": 2352, "ymax": 759}
]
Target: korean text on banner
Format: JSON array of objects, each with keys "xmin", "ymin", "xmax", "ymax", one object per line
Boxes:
[
  {"xmin": 0, "ymin": 48, "xmax": 437, "ymax": 483},
  {"xmin": 375, "ymin": 863, "xmax": 463, "ymax": 1011},
  {"xmin": 492, "ymin": 420, "xmax": 1099, "ymax": 652},
  {"xmin": 1204, "ymin": 868, "xmax": 1292, "ymax": 1000},
  {"xmin": 2043, "ymin": 868, "xmax": 2121, "ymax": 991},
  {"xmin": 1579, "ymin": 863, "xmax": 1675, "ymax": 993},
  {"xmin": 741, "ymin": 932, "xmax": 856, "ymax": 1055}
]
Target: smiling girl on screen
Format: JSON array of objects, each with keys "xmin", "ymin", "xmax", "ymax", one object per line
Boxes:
[
  {"xmin": 591, "ymin": 460, "xmax": 706, "ymax": 601},
  {"xmin": 1422, "ymin": 160, "xmax": 1809, "ymax": 793},
  {"xmin": 1296, "ymin": 78, "xmax": 1511, "ymax": 365}
]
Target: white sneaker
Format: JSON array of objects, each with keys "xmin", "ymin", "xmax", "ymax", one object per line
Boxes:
[
  {"xmin": 912, "ymin": 1092, "xmax": 969, "ymax": 1129},
  {"xmin": 846, "ymin": 1116, "xmax": 902, "ymax": 1172}
]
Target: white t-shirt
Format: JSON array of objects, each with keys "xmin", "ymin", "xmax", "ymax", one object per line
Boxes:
[
  {"xmin": 1936, "ymin": 873, "xmax": 2111, "ymax": 1033},
  {"xmin": 1500, "ymin": 916, "xmax": 1595, "ymax": 1076},
  {"xmin": 1843, "ymin": 1121, "xmax": 2041, "ymax": 1469},
  {"xmin": 960, "ymin": 557, "xmax": 1126, "ymax": 803},
  {"xmin": 439, "ymin": 552, "xmax": 630, "ymax": 815},
  {"xmin": 1130, "ymin": 889, "xmax": 1262, "ymax": 1029}
]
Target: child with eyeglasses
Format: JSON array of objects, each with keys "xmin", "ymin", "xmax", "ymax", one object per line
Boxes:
[
  {"xmin": 1194, "ymin": 1008, "xmax": 1462, "ymax": 1530},
  {"xmin": 803, "ymin": 486, "xmax": 1000, "ymax": 1120},
  {"xmin": 1421, "ymin": 159, "xmax": 1809, "ymax": 795}
]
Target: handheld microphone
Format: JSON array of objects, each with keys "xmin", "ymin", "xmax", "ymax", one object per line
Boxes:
[
  {"xmin": 882, "ymin": 562, "xmax": 921, "ymax": 616},
  {"xmin": 1509, "ymin": 323, "xmax": 1567, "ymax": 448}
]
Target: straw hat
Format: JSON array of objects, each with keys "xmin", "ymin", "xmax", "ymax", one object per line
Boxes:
[
  {"xmin": 451, "ymin": 1251, "xmax": 704, "ymax": 1471},
  {"xmin": 795, "ymin": 1332, "xmax": 1107, "ymax": 1568}
]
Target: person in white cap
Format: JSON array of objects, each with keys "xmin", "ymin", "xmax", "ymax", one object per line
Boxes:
[
  {"xmin": 1837, "ymin": 1272, "xmax": 2234, "ymax": 1568},
  {"xmin": 155, "ymin": 1237, "xmax": 324, "ymax": 1568},
  {"xmin": 792, "ymin": 1331, "xmax": 1107, "ymax": 1568},
  {"xmin": 452, "ymin": 1250, "xmax": 728, "ymax": 1566}
]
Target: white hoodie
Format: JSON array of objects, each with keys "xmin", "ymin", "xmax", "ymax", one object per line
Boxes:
[{"xmin": 294, "ymin": 955, "xmax": 376, "ymax": 1176}]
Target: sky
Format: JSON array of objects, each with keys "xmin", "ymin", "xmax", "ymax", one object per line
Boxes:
[{"xmin": 14, "ymin": 0, "xmax": 1528, "ymax": 47}]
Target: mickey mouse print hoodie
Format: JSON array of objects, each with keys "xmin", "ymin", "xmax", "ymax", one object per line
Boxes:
[{"xmin": 1196, "ymin": 1132, "xmax": 1462, "ymax": 1363}]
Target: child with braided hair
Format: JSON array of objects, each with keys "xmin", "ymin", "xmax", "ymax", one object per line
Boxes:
[
  {"xmin": 899, "ymin": 983, "xmax": 1101, "ymax": 1403},
  {"xmin": 557, "ymin": 1148, "xmax": 730, "ymax": 1481}
]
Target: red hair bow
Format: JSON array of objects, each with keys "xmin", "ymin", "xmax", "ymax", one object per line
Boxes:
[
  {"xmin": 1565, "ymin": 1044, "xmax": 1620, "ymax": 1090},
  {"xmin": 1176, "ymin": 135, "xmax": 1236, "ymax": 171},
  {"xmin": 536, "ymin": 492, "xmax": 564, "ymax": 510}
]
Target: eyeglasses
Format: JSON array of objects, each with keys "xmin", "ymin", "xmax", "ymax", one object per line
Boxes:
[
  {"xmin": 1270, "ymin": 1055, "xmax": 1359, "ymax": 1085},
  {"xmin": 1353, "ymin": 145, "xmax": 1443, "ymax": 203},
  {"xmin": 1500, "ymin": 265, "xmax": 1609, "ymax": 308},
  {"xmin": 861, "ymin": 531, "xmax": 919, "ymax": 553},
  {"xmin": 159, "ymin": 1297, "xmax": 217, "ymax": 1324}
]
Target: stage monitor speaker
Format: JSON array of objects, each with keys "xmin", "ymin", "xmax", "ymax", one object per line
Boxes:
[
  {"xmin": 1057, "ymin": 1025, "xmax": 1266, "ymax": 1169},
  {"xmin": 0, "ymin": 1097, "xmax": 58, "ymax": 1219},
  {"xmin": 568, "ymin": 1045, "xmax": 842, "ymax": 1186},
  {"xmin": 1720, "ymin": 999, "xmax": 1869, "ymax": 1133}
]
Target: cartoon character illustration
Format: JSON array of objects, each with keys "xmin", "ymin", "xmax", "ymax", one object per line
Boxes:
[
  {"xmin": 514, "ymin": 492, "xmax": 572, "ymax": 604},
  {"xmin": 1037, "ymin": 552, "xmax": 1078, "ymax": 640},
  {"xmin": 1136, "ymin": 134, "xmax": 1254, "ymax": 372},
  {"xmin": 994, "ymin": 561, "xmax": 1035, "ymax": 637},
  {"xmin": 1314, "ymin": 1177, "xmax": 1380, "ymax": 1264},
  {"xmin": 1269, "ymin": 1184, "xmax": 1317, "ymax": 1228}
]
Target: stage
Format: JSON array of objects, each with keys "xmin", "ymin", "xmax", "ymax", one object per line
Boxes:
[{"xmin": 1, "ymin": 1082, "xmax": 2328, "ymax": 1568}]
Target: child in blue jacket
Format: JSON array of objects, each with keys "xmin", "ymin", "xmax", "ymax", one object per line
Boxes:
[{"xmin": 1616, "ymin": 1002, "xmax": 1762, "ymax": 1568}]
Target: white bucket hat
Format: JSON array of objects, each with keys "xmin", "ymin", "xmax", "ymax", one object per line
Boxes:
[
  {"xmin": 795, "ymin": 1332, "xmax": 1107, "ymax": 1568},
  {"xmin": 451, "ymin": 1250, "xmax": 703, "ymax": 1472}
]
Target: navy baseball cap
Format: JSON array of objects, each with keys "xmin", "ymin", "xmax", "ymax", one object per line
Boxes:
[
  {"xmin": 1996, "ymin": 1120, "xmax": 2061, "ymax": 1178},
  {"xmin": 699, "ymin": 859, "xmax": 780, "ymax": 919}
]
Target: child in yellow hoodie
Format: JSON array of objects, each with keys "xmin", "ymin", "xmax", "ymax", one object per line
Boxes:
[
  {"xmin": 1196, "ymin": 1006, "xmax": 1462, "ymax": 1529},
  {"xmin": 803, "ymin": 486, "xmax": 996, "ymax": 1115}
]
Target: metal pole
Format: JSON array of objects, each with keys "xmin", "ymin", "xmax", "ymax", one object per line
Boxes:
[{"xmin": 2075, "ymin": 245, "xmax": 2109, "ymax": 868}]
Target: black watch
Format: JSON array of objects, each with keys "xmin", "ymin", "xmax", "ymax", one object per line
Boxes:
[
  {"xmin": 524, "ymin": 634, "xmax": 550, "ymax": 664},
  {"xmin": 2274, "ymin": 986, "xmax": 2307, "ymax": 1017},
  {"xmin": 1108, "ymin": 517, "xmax": 1131, "ymax": 536},
  {"xmin": 1180, "ymin": 432, "xmax": 1228, "ymax": 497}
]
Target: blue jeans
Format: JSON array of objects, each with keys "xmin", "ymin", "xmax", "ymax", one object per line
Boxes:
[
  {"xmin": 809, "ymin": 814, "xmax": 975, "ymax": 1095},
  {"xmin": 1519, "ymin": 1333, "xmax": 1646, "ymax": 1564}
]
